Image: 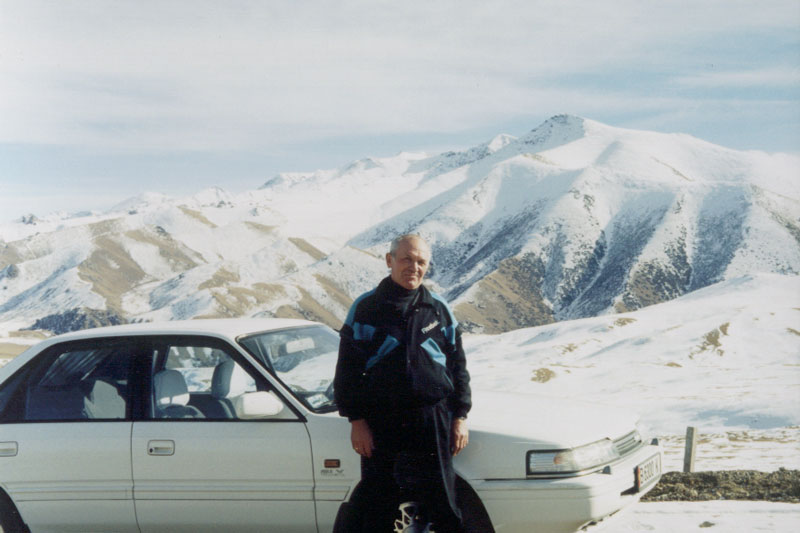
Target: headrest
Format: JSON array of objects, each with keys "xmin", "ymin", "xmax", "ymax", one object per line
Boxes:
[
  {"xmin": 154, "ymin": 369, "xmax": 190, "ymax": 407},
  {"xmin": 211, "ymin": 359, "xmax": 251, "ymax": 399}
]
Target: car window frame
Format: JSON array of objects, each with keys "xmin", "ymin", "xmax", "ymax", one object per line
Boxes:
[
  {"xmin": 237, "ymin": 324, "xmax": 340, "ymax": 414},
  {"xmin": 0, "ymin": 336, "xmax": 147, "ymax": 424},
  {"xmin": 143, "ymin": 334, "xmax": 306, "ymax": 423},
  {"xmin": 0, "ymin": 362, "xmax": 34, "ymax": 423}
]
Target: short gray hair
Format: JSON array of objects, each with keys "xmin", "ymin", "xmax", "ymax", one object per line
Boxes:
[{"xmin": 389, "ymin": 234, "xmax": 428, "ymax": 256}]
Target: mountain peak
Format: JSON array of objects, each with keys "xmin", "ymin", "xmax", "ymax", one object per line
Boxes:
[
  {"xmin": 109, "ymin": 192, "xmax": 172, "ymax": 214},
  {"xmin": 186, "ymin": 187, "xmax": 234, "ymax": 208},
  {"xmin": 485, "ymin": 133, "xmax": 517, "ymax": 154},
  {"xmin": 544, "ymin": 113, "xmax": 587, "ymax": 127},
  {"xmin": 520, "ymin": 114, "xmax": 590, "ymax": 151}
]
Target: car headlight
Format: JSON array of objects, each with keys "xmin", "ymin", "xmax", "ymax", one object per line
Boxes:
[{"xmin": 527, "ymin": 438, "xmax": 620, "ymax": 476}]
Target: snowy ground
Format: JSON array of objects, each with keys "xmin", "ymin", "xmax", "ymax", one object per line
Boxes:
[
  {"xmin": 609, "ymin": 501, "xmax": 800, "ymax": 532},
  {"xmin": 658, "ymin": 427, "xmax": 800, "ymax": 473}
]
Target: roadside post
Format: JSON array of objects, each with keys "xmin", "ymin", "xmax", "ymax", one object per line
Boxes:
[{"xmin": 683, "ymin": 426, "xmax": 698, "ymax": 473}]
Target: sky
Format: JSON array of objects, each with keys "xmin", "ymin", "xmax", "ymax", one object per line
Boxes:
[{"xmin": 1, "ymin": 0, "xmax": 799, "ymax": 224}]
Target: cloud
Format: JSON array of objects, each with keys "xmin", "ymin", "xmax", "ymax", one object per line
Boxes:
[
  {"xmin": 675, "ymin": 67, "xmax": 800, "ymax": 88},
  {"xmin": 0, "ymin": 0, "xmax": 800, "ymax": 170},
  {"xmin": 2, "ymin": 0, "xmax": 798, "ymax": 153}
]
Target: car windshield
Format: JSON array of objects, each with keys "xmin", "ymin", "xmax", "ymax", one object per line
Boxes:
[{"xmin": 238, "ymin": 325, "xmax": 339, "ymax": 413}]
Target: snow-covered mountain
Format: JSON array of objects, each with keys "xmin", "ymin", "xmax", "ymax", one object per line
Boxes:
[{"xmin": 1, "ymin": 115, "xmax": 798, "ymax": 342}]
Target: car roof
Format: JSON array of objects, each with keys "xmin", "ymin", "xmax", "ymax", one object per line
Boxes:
[
  {"xmin": 47, "ymin": 318, "xmax": 324, "ymax": 343},
  {"xmin": 0, "ymin": 318, "xmax": 330, "ymax": 386}
]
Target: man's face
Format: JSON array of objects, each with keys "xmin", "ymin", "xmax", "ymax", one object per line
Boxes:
[{"xmin": 386, "ymin": 238, "xmax": 431, "ymax": 290}]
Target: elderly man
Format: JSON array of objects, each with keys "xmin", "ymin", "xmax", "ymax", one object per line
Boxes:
[{"xmin": 334, "ymin": 234, "xmax": 471, "ymax": 532}]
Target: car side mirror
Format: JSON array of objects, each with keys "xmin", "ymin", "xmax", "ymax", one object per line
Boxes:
[{"xmin": 235, "ymin": 391, "xmax": 285, "ymax": 419}]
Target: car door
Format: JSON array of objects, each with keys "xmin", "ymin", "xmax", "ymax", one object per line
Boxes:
[
  {"xmin": 0, "ymin": 338, "xmax": 139, "ymax": 532},
  {"xmin": 131, "ymin": 336, "xmax": 316, "ymax": 533}
]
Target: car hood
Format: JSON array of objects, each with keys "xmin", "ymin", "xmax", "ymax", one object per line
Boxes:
[{"xmin": 454, "ymin": 390, "xmax": 639, "ymax": 480}]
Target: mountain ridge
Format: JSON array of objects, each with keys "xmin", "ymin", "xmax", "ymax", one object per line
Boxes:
[{"xmin": 1, "ymin": 115, "xmax": 798, "ymax": 337}]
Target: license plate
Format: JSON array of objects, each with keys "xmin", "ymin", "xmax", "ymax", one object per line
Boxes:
[{"xmin": 635, "ymin": 454, "xmax": 661, "ymax": 492}]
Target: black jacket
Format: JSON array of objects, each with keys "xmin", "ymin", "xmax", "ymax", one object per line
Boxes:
[{"xmin": 334, "ymin": 277, "xmax": 471, "ymax": 422}]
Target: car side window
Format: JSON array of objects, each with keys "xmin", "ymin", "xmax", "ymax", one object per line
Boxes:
[
  {"xmin": 2, "ymin": 342, "xmax": 131, "ymax": 422},
  {"xmin": 150, "ymin": 342, "xmax": 283, "ymax": 421}
]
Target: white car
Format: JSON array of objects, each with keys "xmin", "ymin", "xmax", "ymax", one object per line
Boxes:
[{"xmin": 0, "ymin": 319, "xmax": 662, "ymax": 533}]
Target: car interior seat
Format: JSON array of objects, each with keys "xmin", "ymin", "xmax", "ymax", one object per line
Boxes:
[
  {"xmin": 210, "ymin": 359, "xmax": 251, "ymax": 418},
  {"xmin": 153, "ymin": 369, "xmax": 204, "ymax": 419},
  {"xmin": 83, "ymin": 380, "xmax": 126, "ymax": 419}
]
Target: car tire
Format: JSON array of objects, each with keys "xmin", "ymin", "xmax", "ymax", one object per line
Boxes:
[
  {"xmin": 332, "ymin": 501, "xmax": 362, "ymax": 533},
  {"xmin": 0, "ymin": 490, "xmax": 29, "ymax": 533},
  {"xmin": 333, "ymin": 480, "xmax": 368, "ymax": 533},
  {"xmin": 456, "ymin": 478, "xmax": 495, "ymax": 533}
]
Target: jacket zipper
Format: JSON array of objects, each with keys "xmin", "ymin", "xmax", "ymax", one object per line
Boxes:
[{"xmin": 405, "ymin": 307, "xmax": 419, "ymax": 374}]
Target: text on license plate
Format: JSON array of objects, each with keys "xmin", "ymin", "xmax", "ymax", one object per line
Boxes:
[{"xmin": 635, "ymin": 454, "xmax": 661, "ymax": 492}]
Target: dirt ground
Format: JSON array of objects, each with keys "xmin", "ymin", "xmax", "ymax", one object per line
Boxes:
[{"xmin": 643, "ymin": 469, "xmax": 800, "ymax": 503}]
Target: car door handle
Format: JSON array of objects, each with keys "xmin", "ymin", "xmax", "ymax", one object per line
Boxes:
[
  {"xmin": 0, "ymin": 441, "xmax": 18, "ymax": 457},
  {"xmin": 147, "ymin": 440, "xmax": 175, "ymax": 456}
]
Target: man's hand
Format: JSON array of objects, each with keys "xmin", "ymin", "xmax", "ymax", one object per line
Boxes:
[
  {"xmin": 451, "ymin": 417, "xmax": 469, "ymax": 456},
  {"xmin": 350, "ymin": 419, "xmax": 374, "ymax": 458}
]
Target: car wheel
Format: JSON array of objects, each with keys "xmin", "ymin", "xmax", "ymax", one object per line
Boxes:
[
  {"xmin": 0, "ymin": 491, "xmax": 29, "ymax": 533},
  {"xmin": 333, "ymin": 501, "xmax": 362, "ymax": 533},
  {"xmin": 333, "ymin": 481, "xmax": 367, "ymax": 533},
  {"xmin": 456, "ymin": 478, "xmax": 495, "ymax": 533}
]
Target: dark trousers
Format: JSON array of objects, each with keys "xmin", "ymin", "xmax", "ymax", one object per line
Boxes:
[{"xmin": 356, "ymin": 401, "xmax": 463, "ymax": 532}]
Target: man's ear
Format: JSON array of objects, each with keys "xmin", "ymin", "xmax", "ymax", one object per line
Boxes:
[{"xmin": 385, "ymin": 253, "xmax": 393, "ymax": 268}]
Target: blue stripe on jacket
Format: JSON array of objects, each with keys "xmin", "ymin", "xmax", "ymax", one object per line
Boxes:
[
  {"xmin": 365, "ymin": 335, "xmax": 400, "ymax": 370},
  {"xmin": 344, "ymin": 288, "xmax": 376, "ymax": 329},
  {"xmin": 429, "ymin": 291, "xmax": 458, "ymax": 346}
]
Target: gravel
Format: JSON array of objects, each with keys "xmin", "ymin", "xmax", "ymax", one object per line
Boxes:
[{"xmin": 642, "ymin": 469, "xmax": 800, "ymax": 503}]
